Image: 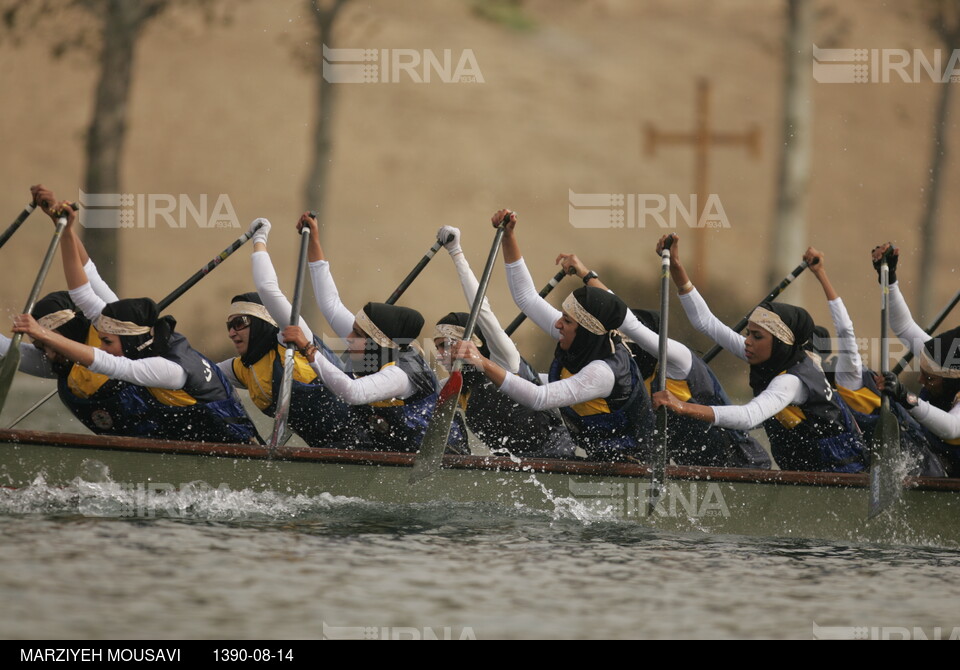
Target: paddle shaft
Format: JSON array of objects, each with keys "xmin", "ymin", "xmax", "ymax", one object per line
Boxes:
[
  {"xmin": 891, "ymin": 288, "xmax": 960, "ymax": 376},
  {"xmin": 702, "ymin": 259, "xmax": 815, "ymax": 364},
  {"xmin": 409, "ymin": 220, "xmax": 508, "ymax": 483},
  {"xmin": 385, "ymin": 234, "xmax": 454, "ymax": 306},
  {"xmin": 0, "ymin": 203, "xmax": 36, "ymax": 251},
  {"xmin": 266, "ymin": 226, "xmax": 311, "ymax": 455},
  {"xmin": 647, "ymin": 238, "xmax": 673, "ymax": 514},
  {"xmin": 868, "ymin": 253, "xmax": 902, "ymax": 518},
  {"xmin": 6, "ymin": 222, "xmax": 264, "ymax": 429},
  {"xmin": 0, "ymin": 213, "xmax": 69, "ymax": 415},
  {"xmin": 503, "ymin": 269, "xmax": 572, "ymax": 337}
]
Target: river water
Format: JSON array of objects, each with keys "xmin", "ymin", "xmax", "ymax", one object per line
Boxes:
[{"xmin": 1, "ymin": 379, "xmax": 959, "ymax": 640}]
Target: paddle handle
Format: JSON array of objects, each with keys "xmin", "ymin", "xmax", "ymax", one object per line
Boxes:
[
  {"xmin": 0, "ymin": 204, "xmax": 36, "ymax": 251},
  {"xmin": 648, "ymin": 236, "xmax": 673, "ymax": 515},
  {"xmin": 702, "ymin": 258, "xmax": 816, "ymax": 364},
  {"xmin": 157, "ymin": 221, "xmax": 264, "ymax": 311},
  {"xmin": 503, "ymin": 268, "xmax": 573, "ymax": 337},
  {"xmin": 385, "ymin": 234, "xmax": 454, "ymax": 306}
]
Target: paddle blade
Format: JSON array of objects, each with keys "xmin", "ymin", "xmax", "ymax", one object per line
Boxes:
[
  {"xmin": 409, "ymin": 371, "xmax": 462, "ymax": 485},
  {"xmin": 266, "ymin": 351, "xmax": 296, "ymax": 455},
  {"xmin": 646, "ymin": 406, "xmax": 668, "ymax": 516},
  {"xmin": 0, "ymin": 335, "xmax": 23, "ymax": 417},
  {"xmin": 867, "ymin": 399, "xmax": 903, "ymax": 519}
]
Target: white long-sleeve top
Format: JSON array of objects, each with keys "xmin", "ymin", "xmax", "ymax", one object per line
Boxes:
[
  {"xmin": 307, "ymin": 259, "xmax": 416, "ymax": 403},
  {"xmin": 617, "ymin": 310, "xmax": 693, "ymax": 381},
  {"xmin": 449, "ymin": 250, "xmax": 520, "ymax": 373},
  {"xmin": 679, "ymin": 287, "xmax": 808, "ymax": 430},
  {"xmin": 218, "ymin": 250, "xmax": 321, "ymax": 388},
  {"xmin": 68, "ymin": 282, "xmax": 187, "ymax": 390},
  {"xmin": 826, "ymin": 297, "xmax": 865, "ymax": 391},
  {"xmin": 0, "ymin": 259, "xmax": 122, "ymax": 379},
  {"xmin": 500, "ymin": 258, "xmax": 615, "ymax": 407},
  {"xmin": 888, "ymin": 282, "xmax": 960, "ymax": 440}
]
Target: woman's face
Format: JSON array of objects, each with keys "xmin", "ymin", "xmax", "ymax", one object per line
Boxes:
[
  {"xmin": 348, "ymin": 321, "xmax": 370, "ymax": 362},
  {"xmin": 744, "ymin": 322, "xmax": 774, "ymax": 365},
  {"xmin": 97, "ymin": 331, "xmax": 125, "ymax": 357},
  {"xmin": 226, "ymin": 314, "xmax": 250, "ymax": 357},
  {"xmin": 434, "ymin": 337, "xmax": 452, "ymax": 371},
  {"xmin": 554, "ymin": 312, "xmax": 579, "ymax": 351}
]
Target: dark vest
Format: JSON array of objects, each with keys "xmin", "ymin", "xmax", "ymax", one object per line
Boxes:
[
  {"xmin": 760, "ymin": 355, "xmax": 866, "ymax": 473},
  {"xmin": 837, "ymin": 371, "xmax": 946, "ymax": 478},
  {"xmin": 346, "ymin": 348, "xmax": 439, "ymax": 452},
  {"xmin": 548, "ymin": 344, "xmax": 653, "ymax": 461},
  {"xmin": 454, "ymin": 356, "xmax": 576, "ymax": 458},
  {"xmin": 641, "ymin": 353, "xmax": 772, "ymax": 469}
]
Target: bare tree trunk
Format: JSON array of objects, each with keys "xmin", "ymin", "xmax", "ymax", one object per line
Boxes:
[
  {"xmin": 83, "ymin": 0, "xmax": 160, "ymax": 292},
  {"xmin": 917, "ymin": 53, "xmax": 954, "ymax": 319},
  {"xmin": 768, "ymin": 0, "xmax": 813, "ymax": 301},
  {"xmin": 304, "ymin": 0, "xmax": 349, "ymax": 238}
]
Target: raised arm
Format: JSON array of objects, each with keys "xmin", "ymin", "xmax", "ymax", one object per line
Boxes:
[
  {"xmin": 805, "ymin": 247, "xmax": 862, "ymax": 390},
  {"xmin": 872, "ymin": 243, "xmax": 930, "ymax": 357},
  {"xmin": 299, "ymin": 213, "xmax": 355, "ymax": 339},
  {"xmin": 438, "ymin": 225, "xmax": 521, "ymax": 373},
  {"xmin": 249, "ymin": 218, "xmax": 315, "ymax": 343}
]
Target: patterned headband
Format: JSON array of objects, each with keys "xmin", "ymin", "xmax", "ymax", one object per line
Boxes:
[
  {"xmin": 229, "ymin": 301, "xmax": 278, "ymax": 328},
  {"xmin": 748, "ymin": 307, "xmax": 795, "ymax": 346}
]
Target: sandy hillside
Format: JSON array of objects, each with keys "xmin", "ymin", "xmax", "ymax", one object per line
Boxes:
[{"xmin": 1, "ymin": 0, "xmax": 958, "ymax": 398}]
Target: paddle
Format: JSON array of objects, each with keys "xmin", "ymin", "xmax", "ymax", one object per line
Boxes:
[
  {"xmin": 503, "ymin": 268, "xmax": 574, "ymax": 337},
  {"xmin": 0, "ymin": 203, "xmax": 37, "ymax": 251},
  {"xmin": 868, "ymin": 248, "xmax": 902, "ymax": 519},
  {"xmin": 702, "ymin": 258, "xmax": 818, "ymax": 364},
  {"xmin": 0, "ymin": 209, "xmax": 71, "ymax": 416},
  {"xmin": 647, "ymin": 236, "xmax": 674, "ymax": 515},
  {"xmin": 891, "ymin": 288, "xmax": 960, "ymax": 376},
  {"xmin": 6, "ymin": 221, "xmax": 266, "ymax": 429},
  {"xmin": 265, "ymin": 218, "xmax": 312, "ymax": 455},
  {"xmin": 409, "ymin": 217, "xmax": 508, "ymax": 484},
  {"xmin": 385, "ymin": 234, "xmax": 454, "ymax": 306}
]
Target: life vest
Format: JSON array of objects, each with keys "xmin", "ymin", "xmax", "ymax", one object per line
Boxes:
[
  {"xmin": 760, "ymin": 355, "xmax": 866, "ymax": 473},
  {"xmin": 918, "ymin": 387, "xmax": 960, "ymax": 477},
  {"xmin": 56, "ymin": 327, "xmax": 162, "ymax": 438},
  {"xmin": 346, "ymin": 348, "xmax": 439, "ymax": 452},
  {"xmin": 641, "ymin": 354, "xmax": 772, "ymax": 469},
  {"xmin": 455, "ymin": 356, "xmax": 576, "ymax": 459},
  {"xmin": 837, "ymin": 372, "xmax": 946, "ymax": 477},
  {"xmin": 548, "ymin": 344, "xmax": 653, "ymax": 461},
  {"xmin": 231, "ymin": 338, "xmax": 352, "ymax": 448},
  {"xmin": 134, "ymin": 334, "xmax": 256, "ymax": 444}
]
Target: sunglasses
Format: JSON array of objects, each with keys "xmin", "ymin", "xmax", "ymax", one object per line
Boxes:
[{"xmin": 226, "ymin": 315, "xmax": 251, "ymax": 332}]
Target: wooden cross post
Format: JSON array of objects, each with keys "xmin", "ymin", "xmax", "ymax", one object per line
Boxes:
[{"xmin": 644, "ymin": 78, "xmax": 761, "ymax": 288}]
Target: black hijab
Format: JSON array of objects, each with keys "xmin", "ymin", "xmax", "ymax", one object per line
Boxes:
[
  {"xmin": 230, "ymin": 292, "xmax": 280, "ymax": 367},
  {"xmin": 922, "ymin": 325, "xmax": 960, "ymax": 408},
  {"xmin": 98, "ymin": 298, "xmax": 175, "ymax": 360},
  {"xmin": 556, "ymin": 287, "xmax": 627, "ymax": 374},
  {"xmin": 32, "ymin": 291, "xmax": 89, "ymax": 345},
  {"xmin": 748, "ymin": 301, "xmax": 815, "ymax": 395},
  {"xmin": 356, "ymin": 302, "xmax": 424, "ymax": 375}
]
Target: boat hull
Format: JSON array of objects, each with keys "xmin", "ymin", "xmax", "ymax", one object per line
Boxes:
[{"xmin": 1, "ymin": 429, "xmax": 958, "ymax": 548}]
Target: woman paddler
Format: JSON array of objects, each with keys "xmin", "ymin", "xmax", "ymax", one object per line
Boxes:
[
  {"xmin": 548, "ymin": 249, "xmax": 772, "ymax": 469},
  {"xmin": 448, "ymin": 210, "xmax": 652, "ymax": 462},
  {"xmin": 11, "ymin": 199, "xmax": 256, "ymax": 444},
  {"xmin": 804, "ymin": 246, "xmax": 945, "ymax": 477},
  {"xmin": 433, "ymin": 225, "xmax": 576, "ymax": 459},
  {"xmin": 872, "ymin": 243, "xmax": 960, "ymax": 477},
  {"xmin": 651, "ymin": 235, "xmax": 867, "ymax": 473},
  {"xmin": 216, "ymin": 218, "xmax": 352, "ymax": 447},
  {"xmin": 281, "ymin": 213, "xmax": 438, "ymax": 452}
]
